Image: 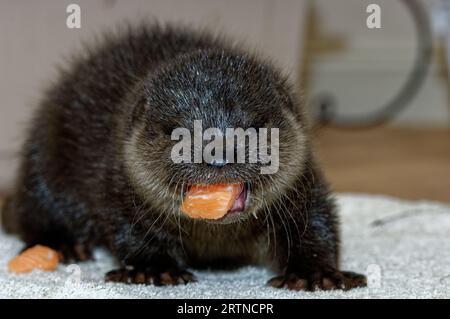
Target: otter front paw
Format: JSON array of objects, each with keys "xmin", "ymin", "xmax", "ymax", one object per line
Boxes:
[
  {"xmin": 268, "ymin": 270, "xmax": 367, "ymax": 291},
  {"xmin": 105, "ymin": 267, "xmax": 197, "ymax": 286},
  {"xmin": 56, "ymin": 243, "xmax": 93, "ymax": 263}
]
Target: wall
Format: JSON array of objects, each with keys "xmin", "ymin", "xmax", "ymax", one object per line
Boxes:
[{"xmin": 0, "ymin": 0, "xmax": 307, "ymax": 189}]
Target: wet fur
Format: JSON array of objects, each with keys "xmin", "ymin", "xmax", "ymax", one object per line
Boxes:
[{"xmin": 2, "ymin": 23, "xmax": 366, "ymax": 290}]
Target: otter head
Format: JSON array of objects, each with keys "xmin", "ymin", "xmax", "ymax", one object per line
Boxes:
[{"xmin": 124, "ymin": 50, "xmax": 309, "ymax": 224}]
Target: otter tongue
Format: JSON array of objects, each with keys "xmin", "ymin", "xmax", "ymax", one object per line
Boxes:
[{"xmin": 227, "ymin": 186, "xmax": 247, "ymax": 213}]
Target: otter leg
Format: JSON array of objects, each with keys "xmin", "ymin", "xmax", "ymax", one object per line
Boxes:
[
  {"xmin": 6, "ymin": 187, "xmax": 94, "ymax": 264},
  {"xmin": 105, "ymin": 223, "xmax": 196, "ymax": 286},
  {"xmin": 267, "ymin": 208, "xmax": 367, "ymax": 291},
  {"xmin": 266, "ymin": 173, "xmax": 367, "ymax": 291}
]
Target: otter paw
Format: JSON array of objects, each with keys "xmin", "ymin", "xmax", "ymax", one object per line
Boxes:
[
  {"xmin": 105, "ymin": 267, "xmax": 197, "ymax": 286},
  {"xmin": 56, "ymin": 244, "xmax": 93, "ymax": 263},
  {"xmin": 267, "ymin": 271, "xmax": 367, "ymax": 291}
]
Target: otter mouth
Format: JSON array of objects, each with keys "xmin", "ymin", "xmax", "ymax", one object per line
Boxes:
[
  {"xmin": 218, "ymin": 182, "xmax": 250, "ymax": 223},
  {"xmin": 180, "ymin": 182, "xmax": 250, "ymax": 223},
  {"xmin": 227, "ymin": 182, "xmax": 248, "ymax": 214}
]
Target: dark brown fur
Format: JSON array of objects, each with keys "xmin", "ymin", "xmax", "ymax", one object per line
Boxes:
[{"xmin": 2, "ymin": 24, "xmax": 366, "ymax": 290}]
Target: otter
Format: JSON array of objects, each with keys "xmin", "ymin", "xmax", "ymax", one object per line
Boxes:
[{"xmin": 2, "ymin": 24, "xmax": 366, "ymax": 291}]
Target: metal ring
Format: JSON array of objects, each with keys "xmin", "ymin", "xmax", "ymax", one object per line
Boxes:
[{"xmin": 314, "ymin": 0, "xmax": 433, "ymax": 129}]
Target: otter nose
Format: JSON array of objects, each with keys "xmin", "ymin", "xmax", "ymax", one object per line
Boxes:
[{"xmin": 206, "ymin": 158, "xmax": 229, "ymax": 168}]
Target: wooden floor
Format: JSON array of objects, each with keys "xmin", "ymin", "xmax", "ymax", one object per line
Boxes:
[{"xmin": 314, "ymin": 127, "xmax": 450, "ymax": 203}]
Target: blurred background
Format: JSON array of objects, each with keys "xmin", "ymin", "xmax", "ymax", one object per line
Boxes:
[{"xmin": 0, "ymin": 0, "xmax": 449, "ymax": 202}]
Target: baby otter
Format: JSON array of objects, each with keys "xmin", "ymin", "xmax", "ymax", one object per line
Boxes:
[{"xmin": 2, "ymin": 24, "xmax": 366, "ymax": 291}]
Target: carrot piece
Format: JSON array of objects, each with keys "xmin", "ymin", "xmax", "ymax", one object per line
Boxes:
[
  {"xmin": 8, "ymin": 245, "xmax": 59, "ymax": 274},
  {"xmin": 181, "ymin": 184, "xmax": 243, "ymax": 220}
]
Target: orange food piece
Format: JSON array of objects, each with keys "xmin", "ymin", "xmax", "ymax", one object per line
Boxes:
[
  {"xmin": 181, "ymin": 184, "xmax": 243, "ymax": 220},
  {"xmin": 8, "ymin": 245, "xmax": 59, "ymax": 274}
]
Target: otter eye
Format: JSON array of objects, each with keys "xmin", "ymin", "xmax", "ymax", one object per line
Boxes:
[
  {"xmin": 252, "ymin": 120, "xmax": 269, "ymax": 128},
  {"xmin": 162, "ymin": 125, "xmax": 174, "ymax": 136},
  {"xmin": 145, "ymin": 121, "xmax": 172, "ymax": 139}
]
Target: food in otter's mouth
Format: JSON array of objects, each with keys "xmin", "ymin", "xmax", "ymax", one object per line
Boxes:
[
  {"xmin": 181, "ymin": 183, "xmax": 247, "ymax": 220},
  {"xmin": 8, "ymin": 245, "xmax": 59, "ymax": 274}
]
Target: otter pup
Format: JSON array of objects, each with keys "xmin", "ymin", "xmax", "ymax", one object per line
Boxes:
[{"xmin": 2, "ymin": 24, "xmax": 366, "ymax": 291}]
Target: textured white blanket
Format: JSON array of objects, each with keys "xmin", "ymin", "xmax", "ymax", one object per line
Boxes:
[{"xmin": 0, "ymin": 194, "xmax": 449, "ymax": 299}]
